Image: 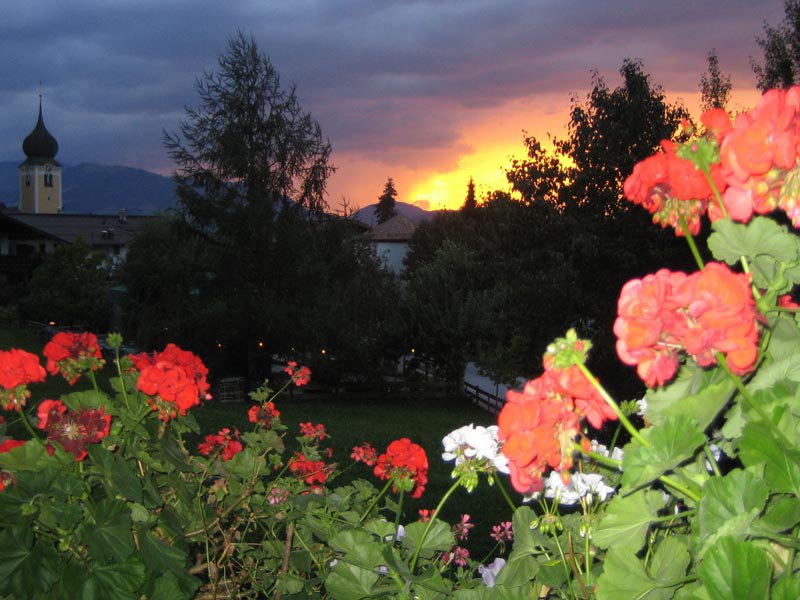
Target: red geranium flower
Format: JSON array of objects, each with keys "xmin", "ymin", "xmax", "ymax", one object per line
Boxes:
[
  {"xmin": 36, "ymin": 399, "xmax": 111, "ymax": 461},
  {"xmin": 43, "ymin": 332, "xmax": 105, "ymax": 385},
  {"xmin": 135, "ymin": 344, "xmax": 210, "ymax": 421},
  {"xmin": 284, "ymin": 361, "xmax": 311, "ymax": 386},
  {"xmin": 614, "ymin": 263, "xmax": 759, "ymax": 386},
  {"xmin": 248, "ymin": 402, "xmax": 280, "ymax": 428},
  {"xmin": 0, "ymin": 349, "xmax": 46, "ymax": 411},
  {"xmin": 198, "ymin": 428, "xmax": 243, "ymax": 461},
  {"xmin": 351, "ymin": 442, "xmax": 378, "ymax": 466},
  {"xmin": 299, "ymin": 422, "xmax": 327, "ymax": 440},
  {"xmin": 374, "ymin": 438, "xmax": 428, "ymax": 498},
  {"xmin": 288, "ymin": 452, "xmax": 332, "ymax": 485}
]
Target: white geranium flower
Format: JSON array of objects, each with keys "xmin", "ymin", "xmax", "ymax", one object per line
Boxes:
[
  {"xmin": 636, "ymin": 397, "xmax": 648, "ymax": 417},
  {"xmin": 478, "ymin": 557, "xmax": 506, "ymax": 588},
  {"xmin": 441, "ymin": 424, "xmax": 509, "ymax": 474},
  {"xmin": 541, "ymin": 472, "xmax": 616, "ymax": 505},
  {"xmin": 588, "ymin": 439, "xmax": 624, "ymax": 469}
]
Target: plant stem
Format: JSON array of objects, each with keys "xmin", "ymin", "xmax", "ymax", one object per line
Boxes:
[
  {"xmin": 19, "ymin": 408, "xmax": 46, "ymax": 447},
  {"xmin": 409, "ymin": 479, "xmax": 462, "ymax": 572},
  {"xmin": 576, "ymin": 362, "xmax": 649, "ymax": 447},
  {"xmin": 88, "ymin": 369, "xmax": 99, "ymax": 393},
  {"xmin": 658, "ymin": 474, "xmax": 701, "ymax": 503},
  {"xmin": 114, "ymin": 349, "xmax": 131, "ymax": 410},
  {"xmin": 703, "ymin": 445, "xmax": 722, "ymax": 477},
  {"xmin": 679, "ymin": 216, "xmax": 705, "ymax": 270},
  {"xmin": 575, "ymin": 444, "xmax": 622, "ymax": 470},
  {"xmin": 701, "ymin": 167, "xmax": 728, "ymax": 220},
  {"xmin": 491, "ymin": 472, "xmax": 518, "ymax": 512},
  {"xmin": 393, "ymin": 490, "xmax": 405, "ymax": 544},
  {"xmin": 716, "ymin": 353, "xmax": 794, "ymax": 447},
  {"xmin": 358, "ymin": 478, "xmax": 394, "ymax": 524}
]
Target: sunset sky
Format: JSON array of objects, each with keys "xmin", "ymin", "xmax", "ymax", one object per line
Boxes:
[{"xmin": 0, "ymin": 1, "xmax": 786, "ymax": 211}]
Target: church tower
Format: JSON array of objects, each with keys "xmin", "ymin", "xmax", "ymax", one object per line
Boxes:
[{"xmin": 19, "ymin": 97, "xmax": 62, "ymax": 214}]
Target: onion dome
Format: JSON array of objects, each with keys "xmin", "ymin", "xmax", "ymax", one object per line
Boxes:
[{"xmin": 23, "ymin": 98, "xmax": 58, "ymax": 160}]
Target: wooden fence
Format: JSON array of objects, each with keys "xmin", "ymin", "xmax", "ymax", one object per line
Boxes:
[
  {"xmin": 295, "ymin": 380, "xmax": 450, "ymax": 402},
  {"xmin": 463, "ymin": 381, "xmax": 505, "ymax": 415}
]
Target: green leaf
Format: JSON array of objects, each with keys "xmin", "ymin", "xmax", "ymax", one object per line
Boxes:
[
  {"xmin": 740, "ymin": 421, "xmax": 800, "ymax": 496},
  {"xmin": 772, "ymin": 576, "xmax": 800, "ymax": 600},
  {"xmin": 324, "ymin": 560, "xmax": 380, "ymax": 599},
  {"xmin": 87, "ymin": 445, "xmax": 143, "ymax": 504},
  {"xmin": 696, "ymin": 469, "xmax": 767, "ymax": 557},
  {"xmin": 747, "ymin": 354, "xmax": 800, "ymax": 393},
  {"xmin": 596, "ymin": 541, "xmax": 685, "ymax": 600},
  {"xmin": 401, "ymin": 519, "xmax": 455, "ymax": 560},
  {"xmin": 622, "ymin": 415, "xmax": 705, "ymax": 489},
  {"xmin": 765, "ymin": 314, "xmax": 800, "ymax": 362},
  {"xmin": 0, "ymin": 527, "xmax": 59, "ymax": 598},
  {"xmin": 699, "ymin": 537, "xmax": 771, "ymax": 600},
  {"xmin": 0, "ymin": 440, "xmax": 59, "ymax": 471},
  {"xmin": 81, "ymin": 498, "xmax": 135, "ymax": 563},
  {"xmin": 221, "ymin": 446, "xmax": 259, "ymax": 479},
  {"xmin": 81, "ymin": 555, "xmax": 147, "ymax": 600},
  {"xmin": 509, "ymin": 506, "xmax": 547, "ymax": 555},
  {"xmin": 593, "ymin": 489, "xmax": 667, "ymax": 551},
  {"xmin": 138, "ymin": 529, "xmax": 189, "ymax": 576},
  {"xmin": 760, "ymin": 495, "xmax": 800, "ymax": 533},
  {"xmin": 708, "ymin": 217, "xmax": 800, "ymax": 289},
  {"xmin": 329, "ymin": 528, "xmax": 383, "ymax": 570},
  {"xmin": 650, "ymin": 536, "xmax": 691, "ymax": 584},
  {"xmin": 646, "ymin": 366, "xmax": 734, "ymax": 430},
  {"xmin": 494, "ymin": 553, "xmax": 539, "ymax": 587},
  {"xmin": 60, "ymin": 389, "xmax": 110, "ymax": 411}
]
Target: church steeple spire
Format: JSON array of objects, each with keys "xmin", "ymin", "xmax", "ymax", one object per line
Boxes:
[
  {"xmin": 22, "ymin": 96, "xmax": 59, "ymax": 160},
  {"xmin": 19, "ymin": 95, "xmax": 62, "ymax": 214}
]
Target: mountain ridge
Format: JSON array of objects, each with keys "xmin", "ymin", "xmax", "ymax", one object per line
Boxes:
[{"xmin": 0, "ymin": 161, "xmax": 440, "ymax": 222}]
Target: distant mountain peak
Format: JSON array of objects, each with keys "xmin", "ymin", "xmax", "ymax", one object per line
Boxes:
[{"xmin": 354, "ymin": 201, "xmax": 435, "ymax": 227}]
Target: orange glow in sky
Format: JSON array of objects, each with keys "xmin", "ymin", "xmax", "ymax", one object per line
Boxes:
[{"xmin": 327, "ymin": 87, "xmax": 765, "ymax": 214}]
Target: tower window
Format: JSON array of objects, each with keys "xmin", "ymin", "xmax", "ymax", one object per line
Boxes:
[
  {"xmin": 44, "ymin": 174, "xmax": 53, "ymax": 187},
  {"xmin": 25, "ymin": 174, "xmax": 30, "ymax": 187}
]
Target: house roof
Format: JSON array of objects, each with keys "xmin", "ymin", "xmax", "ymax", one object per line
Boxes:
[
  {"xmin": 366, "ymin": 214, "xmax": 417, "ymax": 242},
  {"xmin": 0, "ymin": 211, "xmax": 154, "ymax": 248}
]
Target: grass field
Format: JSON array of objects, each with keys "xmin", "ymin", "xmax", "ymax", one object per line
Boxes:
[{"xmin": 1, "ymin": 323, "xmax": 519, "ymax": 559}]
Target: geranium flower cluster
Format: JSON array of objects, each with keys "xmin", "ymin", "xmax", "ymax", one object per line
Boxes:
[
  {"xmin": 614, "ymin": 262, "xmax": 759, "ymax": 387},
  {"xmin": 624, "ymin": 86, "xmax": 800, "ymax": 232},
  {"xmin": 441, "ymin": 424, "xmax": 509, "ymax": 474},
  {"xmin": 37, "ymin": 399, "xmax": 111, "ymax": 461},
  {"xmin": 284, "ymin": 361, "xmax": 311, "ymax": 387},
  {"xmin": 351, "ymin": 442, "xmax": 378, "ymax": 466},
  {"xmin": 0, "ymin": 349, "xmax": 46, "ymax": 411},
  {"xmin": 299, "ymin": 422, "xmax": 327, "ymax": 440},
  {"xmin": 623, "ymin": 139, "xmax": 724, "ymax": 235},
  {"xmin": 132, "ymin": 344, "xmax": 211, "ymax": 421},
  {"xmin": 198, "ymin": 428, "xmax": 243, "ymax": 461},
  {"xmin": 373, "ymin": 438, "xmax": 428, "ymax": 498},
  {"xmin": 43, "ymin": 332, "xmax": 105, "ymax": 385},
  {"xmin": 534, "ymin": 471, "xmax": 616, "ymax": 505},
  {"xmin": 497, "ymin": 341, "xmax": 617, "ymax": 495},
  {"xmin": 247, "ymin": 401, "xmax": 280, "ymax": 429},
  {"xmin": 288, "ymin": 452, "xmax": 332, "ymax": 486}
]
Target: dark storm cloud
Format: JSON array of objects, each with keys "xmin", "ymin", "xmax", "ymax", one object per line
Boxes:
[{"xmin": 0, "ymin": 0, "xmax": 787, "ymax": 172}]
